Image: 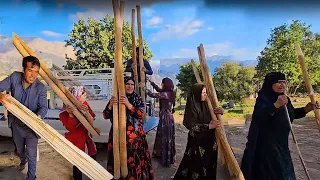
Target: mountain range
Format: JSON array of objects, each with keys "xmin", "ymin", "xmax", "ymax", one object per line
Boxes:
[
  {"xmin": 0, "ymin": 35, "xmax": 257, "ymax": 85},
  {"xmin": 158, "ymin": 56, "xmax": 257, "ymax": 76}
]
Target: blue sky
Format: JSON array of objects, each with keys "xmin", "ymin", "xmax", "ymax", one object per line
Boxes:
[{"xmin": 1, "ymin": 0, "xmax": 320, "ymax": 64}]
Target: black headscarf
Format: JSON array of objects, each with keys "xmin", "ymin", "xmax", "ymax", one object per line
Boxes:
[
  {"xmin": 124, "ymin": 76, "xmax": 143, "ymax": 108},
  {"xmin": 183, "ymin": 83, "xmax": 212, "ymax": 129},
  {"xmin": 258, "ymin": 72, "xmax": 286, "ymax": 103}
]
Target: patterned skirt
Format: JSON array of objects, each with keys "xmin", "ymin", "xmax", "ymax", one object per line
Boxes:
[
  {"xmin": 107, "ymin": 123, "xmax": 155, "ymax": 180},
  {"xmin": 152, "ymin": 109, "xmax": 176, "ymax": 167},
  {"xmin": 174, "ymin": 129, "xmax": 218, "ymax": 180}
]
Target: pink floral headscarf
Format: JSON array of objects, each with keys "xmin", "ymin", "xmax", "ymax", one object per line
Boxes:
[
  {"xmin": 60, "ymin": 86, "xmax": 85, "ymax": 111},
  {"xmin": 68, "ymin": 86, "xmax": 85, "ymax": 100}
]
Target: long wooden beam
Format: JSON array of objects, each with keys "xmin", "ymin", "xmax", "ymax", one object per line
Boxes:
[
  {"xmin": 13, "ymin": 34, "xmax": 96, "ymax": 127},
  {"xmin": 295, "ymin": 44, "xmax": 320, "ymax": 133},
  {"xmin": 12, "ymin": 33, "xmax": 99, "ymax": 136},
  {"xmin": 197, "ymin": 44, "xmax": 244, "ymax": 179},
  {"xmin": 112, "ymin": 0, "xmax": 128, "ymax": 177},
  {"xmin": 131, "ymin": 9, "xmax": 139, "ymax": 93},
  {"xmin": 12, "ymin": 35, "xmax": 99, "ymax": 136},
  {"xmin": 3, "ymin": 95, "xmax": 113, "ymax": 180},
  {"xmin": 136, "ymin": 5, "xmax": 146, "ymax": 108},
  {"xmin": 190, "ymin": 59, "xmax": 226, "ymax": 165}
]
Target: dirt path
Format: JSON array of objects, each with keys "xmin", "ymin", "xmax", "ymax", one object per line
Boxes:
[{"xmin": 0, "ymin": 116, "xmax": 320, "ymax": 180}]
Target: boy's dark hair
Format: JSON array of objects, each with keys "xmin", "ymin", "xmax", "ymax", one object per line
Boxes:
[
  {"xmin": 136, "ymin": 47, "xmax": 145, "ymax": 54},
  {"xmin": 22, "ymin": 56, "xmax": 40, "ymax": 70}
]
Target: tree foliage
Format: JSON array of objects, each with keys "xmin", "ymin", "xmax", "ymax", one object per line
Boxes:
[
  {"xmin": 256, "ymin": 20, "xmax": 320, "ymax": 94},
  {"xmin": 176, "ymin": 62, "xmax": 203, "ymax": 99},
  {"xmin": 213, "ymin": 62, "xmax": 257, "ymax": 102},
  {"xmin": 64, "ymin": 15, "xmax": 153, "ymax": 70}
]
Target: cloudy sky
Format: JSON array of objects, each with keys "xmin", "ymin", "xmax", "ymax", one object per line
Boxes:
[{"xmin": 1, "ymin": 0, "xmax": 320, "ymax": 65}]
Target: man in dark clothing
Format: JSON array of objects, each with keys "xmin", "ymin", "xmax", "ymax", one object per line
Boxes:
[
  {"xmin": 0, "ymin": 56, "xmax": 48, "ymax": 180},
  {"xmin": 124, "ymin": 47, "xmax": 153, "ymax": 84}
]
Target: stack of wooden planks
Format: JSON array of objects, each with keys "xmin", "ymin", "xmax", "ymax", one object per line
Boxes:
[
  {"xmin": 2, "ymin": 95, "xmax": 113, "ymax": 180},
  {"xmin": 10, "ymin": 33, "xmax": 113, "ymax": 179}
]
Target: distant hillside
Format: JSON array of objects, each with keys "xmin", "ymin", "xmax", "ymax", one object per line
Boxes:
[
  {"xmin": 159, "ymin": 55, "xmax": 257, "ymax": 75},
  {"xmin": 0, "ymin": 34, "xmax": 75, "ymax": 75},
  {"xmin": 0, "ymin": 34, "xmax": 258, "ymax": 85}
]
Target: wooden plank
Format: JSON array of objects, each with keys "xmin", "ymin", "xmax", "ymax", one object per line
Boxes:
[
  {"xmin": 190, "ymin": 59, "xmax": 226, "ymax": 165},
  {"xmin": 51, "ymin": 64, "xmax": 98, "ymax": 100},
  {"xmin": 112, "ymin": 0, "xmax": 128, "ymax": 177},
  {"xmin": 197, "ymin": 44, "xmax": 244, "ymax": 179},
  {"xmin": 136, "ymin": 5, "xmax": 146, "ymax": 113},
  {"xmin": 14, "ymin": 34, "xmax": 96, "ymax": 127},
  {"xmin": 3, "ymin": 96, "xmax": 113, "ymax": 180},
  {"xmin": 131, "ymin": 9, "xmax": 139, "ymax": 93},
  {"xmin": 112, "ymin": 47, "xmax": 121, "ymax": 180},
  {"xmin": 295, "ymin": 44, "xmax": 320, "ymax": 132},
  {"xmin": 11, "ymin": 35, "xmax": 99, "ymax": 137}
]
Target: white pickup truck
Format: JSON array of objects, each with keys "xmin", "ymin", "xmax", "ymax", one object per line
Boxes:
[{"xmin": 0, "ymin": 68, "xmax": 159, "ymax": 143}]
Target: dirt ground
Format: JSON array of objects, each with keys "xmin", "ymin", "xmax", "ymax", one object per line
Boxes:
[{"xmin": 0, "ymin": 115, "xmax": 320, "ymax": 180}]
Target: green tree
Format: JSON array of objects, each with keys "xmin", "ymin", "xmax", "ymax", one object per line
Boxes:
[
  {"xmin": 256, "ymin": 20, "xmax": 320, "ymax": 94},
  {"xmin": 64, "ymin": 15, "xmax": 153, "ymax": 70},
  {"xmin": 213, "ymin": 62, "xmax": 256, "ymax": 103},
  {"xmin": 176, "ymin": 62, "xmax": 203, "ymax": 99}
]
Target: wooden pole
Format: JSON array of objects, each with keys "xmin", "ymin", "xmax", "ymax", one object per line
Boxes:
[
  {"xmin": 197, "ymin": 44, "xmax": 244, "ymax": 179},
  {"xmin": 12, "ymin": 34, "xmax": 98, "ymax": 136},
  {"xmin": 191, "ymin": 59, "xmax": 226, "ymax": 165},
  {"xmin": 4, "ymin": 96, "xmax": 113, "ymax": 180},
  {"xmin": 136, "ymin": 5, "xmax": 146, "ymax": 110},
  {"xmin": 112, "ymin": 0, "xmax": 128, "ymax": 177},
  {"xmin": 112, "ymin": 60, "xmax": 121, "ymax": 179},
  {"xmin": 190, "ymin": 59, "xmax": 201, "ymax": 82},
  {"xmin": 131, "ymin": 9, "xmax": 139, "ymax": 93},
  {"xmin": 295, "ymin": 44, "xmax": 320, "ymax": 132},
  {"xmin": 13, "ymin": 34, "xmax": 95, "ymax": 127},
  {"xmin": 11, "ymin": 36, "xmax": 99, "ymax": 136},
  {"xmin": 284, "ymin": 105, "xmax": 311, "ymax": 180}
]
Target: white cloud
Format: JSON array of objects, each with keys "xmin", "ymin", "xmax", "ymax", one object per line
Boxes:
[
  {"xmin": 69, "ymin": 9, "xmax": 107, "ymax": 21},
  {"xmin": 41, "ymin": 31, "xmax": 64, "ymax": 37},
  {"xmin": 66, "ymin": 0, "xmax": 171, "ymax": 22},
  {"xmin": 172, "ymin": 42, "xmax": 260, "ymax": 60},
  {"xmin": 207, "ymin": 27, "xmax": 214, "ymax": 31},
  {"xmin": 143, "ymin": 8, "xmax": 154, "ymax": 17},
  {"xmin": 150, "ymin": 60, "xmax": 160, "ymax": 66},
  {"xmin": 146, "ymin": 16, "xmax": 163, "ymax": 27},
  {"xmin": 151, "ymin": 19, "xmax": 204, "ymax": 42}
]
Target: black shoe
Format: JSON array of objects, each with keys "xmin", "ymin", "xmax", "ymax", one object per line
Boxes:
[{"xmin": 18, "ymin": 163, "xmax": 26, "ymax": 171}]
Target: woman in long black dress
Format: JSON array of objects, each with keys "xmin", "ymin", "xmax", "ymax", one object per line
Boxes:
[
  {"xmin": 145, "ymin": 77, "xmax": 176, "ymax": 167},
  {"xmin": 174, "ymin": 83, "xmax": 223, "ymax": 180},
  {"xmin": 241, "ymin": 72, "xmax": 317, "ymax": 180},
  {"xmin": 103, "ymin": 76, "xmax": 154, "ymax": 180}
]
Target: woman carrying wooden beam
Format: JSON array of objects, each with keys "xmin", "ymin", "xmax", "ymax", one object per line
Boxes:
[
  {"xmin": 173, "ymin": 83, "xmax": 223, "ymax": 180},
  {"xmin": 241, "ymin": 72, "xmax": 318, "ymax": 180},
  {"xmin": 103, "ymin": 76, "xmax": 155, "ymax": 180},
  {"xmin": 59, "ymin": 86, "xmax": 97, "ymax": 180}
]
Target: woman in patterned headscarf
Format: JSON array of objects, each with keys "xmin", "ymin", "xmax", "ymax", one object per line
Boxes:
[
  {"xmin": 59, "ymin": 86, "xmax": 97, "ymax": 180},
  {"xmin": 145, "ymin": 77, "xmax": 176, "ymax": 167},
  {"xmin": 103, "ymin": 76, "xmax": 154, "ymax": 180},
  {"xmin": 173, "ymin": 83, "xmax": 223, "ymax": 180}
]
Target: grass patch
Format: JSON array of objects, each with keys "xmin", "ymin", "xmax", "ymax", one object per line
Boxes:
[{"xmin": 173, "ymin": 96, "xmax": 320, "ymax": 121}]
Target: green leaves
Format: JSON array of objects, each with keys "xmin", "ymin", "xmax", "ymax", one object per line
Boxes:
[
  {"xmin": 64, "ymin": 15, "xmax": 153, "ymax": 70},
  {"xmin": 257, "ymin": 20, "xmax": 320, "ymax": 94},
  {"xmin": 213, "ymin": 62, "xmax": 256, "ymax": 103},
  {"xmin": 176, "ymin": 62, "xmax": 203, "ymax": 99}
]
